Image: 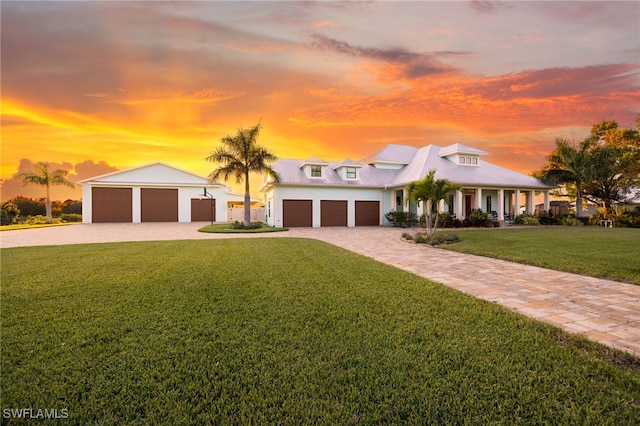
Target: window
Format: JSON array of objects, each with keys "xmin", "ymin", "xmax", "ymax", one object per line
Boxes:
[
  {"xmin": 396, "ymin": 189, "xmax": 404, "ymax": 211},
  {"xmin": 311, "ymin": 165, "xmax": 322, "ymax": 177},
  {"xmin": 486, "ymin": 195, "xmax": 492, "ymax": 213},
  {"xmin": 346, "ymin": 167, "xmax": 357, "ymax": 179},
  {"xmin": 459, "ymin": 156, "xmax": 479, "ymax": 165}
]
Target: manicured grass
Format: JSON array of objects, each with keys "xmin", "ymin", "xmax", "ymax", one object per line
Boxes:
[
  {"xmin": 198, "ymin": 223, "xmax": 289, "ymax": 233},
  {"xmin": 2, "ymin": 239, "xmax": 639, "ymax": 423},
  {"xmin": 441, "ymin": 226, "xmax": 640, "ymax": 285}
]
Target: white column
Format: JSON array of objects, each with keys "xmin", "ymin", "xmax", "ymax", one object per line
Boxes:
[
  {"xmin": 514, "ymin": 189, "xmax": 520, "ymax": 216},
  {"xmin": 476, "ymin": 188, "xmax": 483, "ymax": 210},
  {"xmin": 543, "ymin": 190, "xmax": 550, "ymax": 212},
  {"xmin": 455, "ymin": 190, "xmax": 463, "ymax": 219},
  {"xmin": 438, "ymin": 199, "xmax": 445, "ymax": 213},
  {"xmin": 498, "ymin": 189, "xmax": 504, "ymax": 221},
  {"xmin": 526, "ymin": 191, "xmax": 535, "ymax": 214},
  {"xmin": 132, "ymin": 187, "xmax": 141, "ymax": 223},
  {"xmin": 83, "ymin": 184, "xmax": 92, "ymax": 223},
  {"xmin": 312, "ymin": 199, "xmax": 321, "ymax": 227}
]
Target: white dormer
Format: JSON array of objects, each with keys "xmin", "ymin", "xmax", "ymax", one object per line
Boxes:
[
  {"xmin": 438, "ymin": 143, "xmax": 488, "ymax": 167},
  {"xmin": 300, "ymin": 157, "xmax": 329, "ymax": 179},
  {"xmin": 332, "ymin": 159, "xmax": 363, "ymax": 180}
]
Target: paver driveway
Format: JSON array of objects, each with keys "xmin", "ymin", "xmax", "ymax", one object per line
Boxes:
[{"xmin": 2, "ymin": 223, "xmax": 639, "ymax": 356}]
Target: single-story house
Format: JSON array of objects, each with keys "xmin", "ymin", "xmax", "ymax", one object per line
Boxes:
[
  {"xmin": 79, "ymin": 163, "xmax": 258, "ymax": 223},
  {"xmin": 260, "ymin": 143, "xmax": 555, "ymax": 228}
]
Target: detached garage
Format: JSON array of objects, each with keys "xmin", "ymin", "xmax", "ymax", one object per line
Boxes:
[{"xmin": 80, "ymin": 163, "xmax": 246, "ymax": 224}]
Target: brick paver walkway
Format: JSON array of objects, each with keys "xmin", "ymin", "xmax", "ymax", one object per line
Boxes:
[{"xmin": 2, "ymin": 223, "xmax": 639, "ymax": 356}]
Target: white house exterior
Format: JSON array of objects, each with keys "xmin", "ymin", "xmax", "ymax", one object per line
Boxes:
[
  {"xmin": 261, "ymin": 143, "xmax": 555, "ymax": 228},
  {"xmin": 79, "ymin": 163, "xmax": 252, "ymax": 223}
]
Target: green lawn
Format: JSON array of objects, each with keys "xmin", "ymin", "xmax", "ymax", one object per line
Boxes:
[
  {"xmin": 442, "ymin": 226, "xmax": 640, "ymax": 285},
  {"xmin": 2, "ymin": 239, "xmax": 639, "ymax": 423}
]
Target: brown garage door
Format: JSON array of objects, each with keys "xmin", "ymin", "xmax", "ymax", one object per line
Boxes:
[
  {"xmin": 141, "ymin": 188, "xmax": 178, "ymax": 222},
  {"xmin": 191, "ymin": 198, "xmax": 216, "ymax": 222},
  {"xmin": 283, "ymin": 199, "xmax": 312, "ymax": 227},
  {"xmin": 355, "ymin": 201, "xmax": 380, "ymax": 226},
  {"xmin": 321, "ymin": 200, "xmax": 347, "ymax": 226},
  {"xmin": 92, "ymin": 187, "xmax": 132, "ymax": 223}
]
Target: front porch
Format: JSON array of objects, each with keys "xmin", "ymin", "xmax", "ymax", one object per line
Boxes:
[{"xmin": 393, "ymin": 187, "xmax": 551, "ymax": 222}]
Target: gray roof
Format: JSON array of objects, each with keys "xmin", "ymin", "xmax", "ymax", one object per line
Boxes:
[{"xmin": 270, "ymin": 144, "xmax": 553, "ymax": 190}]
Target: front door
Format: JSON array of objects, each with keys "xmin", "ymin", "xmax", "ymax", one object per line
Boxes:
[{"xmin": 464, "ymin": 194, "xmax": 473, "ymax": 219}]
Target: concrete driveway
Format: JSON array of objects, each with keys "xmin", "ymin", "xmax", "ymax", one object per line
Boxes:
[{"xmin": 2, "ymin": 223, "xmax": 639, "ymax": 356}]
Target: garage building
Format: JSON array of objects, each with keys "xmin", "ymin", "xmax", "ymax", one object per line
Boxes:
[{"xmin": 80, "ymin": 163, "xmax": 249, "ymax": 224}]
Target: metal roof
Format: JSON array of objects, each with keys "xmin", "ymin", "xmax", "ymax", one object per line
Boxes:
[{"xmin": 270, "ymin": 144, "xmax": 554, "ymax": 190}]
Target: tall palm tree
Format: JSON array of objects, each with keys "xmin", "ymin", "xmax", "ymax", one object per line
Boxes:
[
  {"xmin": 206, "ymin": 120, "xmax": 280, "ymax": 228},
  {"xmin": 16, "ymin": 162, "xmax": 75, "ymax": 223},
  {"xmin": 534, "ymin": 138, "xmax": 591, "ymax": 217},
  {"xmin": 407, "ymin": 170, "xmax": 460, "ymax": 237}
]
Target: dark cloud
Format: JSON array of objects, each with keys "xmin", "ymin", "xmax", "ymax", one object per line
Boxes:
[
  {"xmin": 466, "ymin": 64, "xmax": 640, "ymax": 100},
  {"xmin": 310, "ymin": 34, "xmax": 460, "ymax": 78},
  {"xmin": 469, "ymin": 1, "xmax": 502, "ymax": 14}
]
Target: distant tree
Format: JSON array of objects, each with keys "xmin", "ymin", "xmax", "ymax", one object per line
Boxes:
[
  {"xmin": 535, "ymin": 119, "xmax": 640, "ymax": 217},
  {"xmin": 534, "ymin": 138, "xmax": 591, "ymax": 217},
  {"xmin": 582, "ymin": 119, "xmax": 640, "ymax": 214},
  {"xmin": 61, "ymin": 200, "xmax": 83, "ymax": 215},
  {"xmin": 15, "ymin": 162, "xmax": 75, "ymax": 223},
  {"xmin": 206, "ymin": 120, "xmax": 280, "ymax": 228},
  {"xmin": 407, "ymin": 170, "xmax": 460, "ymax": 237},
  {"xmin": 10, "ymin": 196, "xmax": 46, "ymax": 217}
]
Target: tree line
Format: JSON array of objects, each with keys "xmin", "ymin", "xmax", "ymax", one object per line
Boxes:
[
  {"xmin": 534, "ymin": 118, "xmax": 640, "ymax": 218},
  {"xmin": 1, "ymin": 197, "xmax": 82, "ymax": 225}
]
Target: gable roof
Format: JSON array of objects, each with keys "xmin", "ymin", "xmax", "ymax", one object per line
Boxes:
[
  {"xmin": 269, "ymin": 144, "xmax": 554, "ymax": 190},
  {"xmin": 79, "ymin": 162, "xmax": 214, "ymax": 186}
]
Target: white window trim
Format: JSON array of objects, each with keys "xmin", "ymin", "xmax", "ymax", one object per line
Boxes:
[{"xmin": 310, "ymin": 165, "xmax": 323, "ymax": 178}]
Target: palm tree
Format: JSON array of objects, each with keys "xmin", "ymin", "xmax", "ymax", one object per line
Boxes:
[
  {"xmin": 16, "ymin": 162, "xmax": 75, "ymax": 223},
  {"xmin": 407, "ymin": 170, "xmax": 460, "ymax": 237},
  {"xmin": 534, "ymin": 138, "xmax": 591, "ymax": 217},
  {"xmin": 206, "ymin": 120, "xmax": 280, "ymax": 228}
]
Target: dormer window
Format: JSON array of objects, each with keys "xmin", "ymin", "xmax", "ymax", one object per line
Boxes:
[
  {"xmin": 300, "ymin": 157, "xmax": 329, "ymax": 179},
  {"xmin": 332, "ymin": 159, "xmax": 362, "ymax": 180}
]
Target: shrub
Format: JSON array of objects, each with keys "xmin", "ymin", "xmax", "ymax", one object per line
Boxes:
[
  {"xmin": 414, "ymin": 232, "xmax": 428, "ymax": 244},
  {"xmin": 409, "ymin": 232, "xmax": 461, "ymax": 245},
  {"xmin": 613, "ymin": 207, "xmax": 640, "ymax": 228},
  {"xmin": 401, "ymin": 232, "xmax": 413, "ymax": 241},
  {"xmin": 25, "ymin": 215, "xmax": 61, "ymax": 225},
  {"xmin": 230, "ymin": 221, "xmax": 263, "ymax": 229},
  {"xmin": 559, "ymin": 215, "xmax": 583, "ymax": 227},
  {"xmin": 515, "ymin": 213, "xmax": 539, "ymax": 226},
  {"xmin": 1, "ymin": 202, "xmax": 20, "ymax": 225},
  {"xmin": 61, "ymin": 213, "xmax": 83, "ymax": 223},
  {"xmin": 535, "ymin": 210, "xmax": 557, "ymax": 225},
  {"xmin": 385, "ymin": 210, "xmax": 419, "ymax": 227},
  {"xmin": 469, "ymin": 209, "xmax": 490, "ymax": 227},
  {"xmin": 427, "ymin": 233, "xmax": 461, "ymax": 246}
]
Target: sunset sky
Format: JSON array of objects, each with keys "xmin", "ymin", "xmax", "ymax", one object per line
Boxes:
[{"xmin": 2, "ymin": 0, "xmax": 639, "ymax": 202}]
